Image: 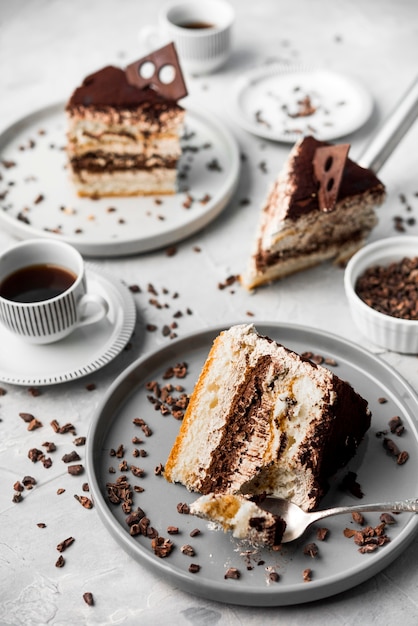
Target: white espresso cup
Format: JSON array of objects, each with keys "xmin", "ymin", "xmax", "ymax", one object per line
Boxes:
[
  {"xmin": 0, "ymin": 239, "xmax": 109, "ymax": 344},
  {"xmin": 139, "ymin": 0, "xmax": 235, "ymax": 75}
]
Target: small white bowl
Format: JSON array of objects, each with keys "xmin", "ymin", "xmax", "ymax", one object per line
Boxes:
[{"xmin": 344, "ymin": 236, "xmax": 418, "ymax": 354}]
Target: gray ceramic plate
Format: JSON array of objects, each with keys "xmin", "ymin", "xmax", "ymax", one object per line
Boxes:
[{"xmin": 86, "ymin": 323, "xmax": 418, "ymax": 606}]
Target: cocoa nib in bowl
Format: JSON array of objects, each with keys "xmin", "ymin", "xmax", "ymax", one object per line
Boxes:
[{"xmin": 344, "ymin": 236, "xmax": 418, "ymax": 353}]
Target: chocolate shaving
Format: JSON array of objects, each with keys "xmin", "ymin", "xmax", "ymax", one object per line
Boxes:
[
  {"xmin": 126, "ymin": 43, "xmax": 188, "ymax": 102},
  {"xmin": 313, "ymin": 144, "xmax": 349, "ymax": 212}
]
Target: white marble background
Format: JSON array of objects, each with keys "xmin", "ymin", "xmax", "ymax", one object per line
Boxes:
[{"xmin": 1, "ymin": 0, "xmax": 418, "ymax": 624}]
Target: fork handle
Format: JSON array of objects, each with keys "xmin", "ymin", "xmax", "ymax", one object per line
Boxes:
[
  {"xmin": 311, "ymin": 498, "xmax": 418, "ymax": 523},
  {"xmin": 358, "ymin": 76, "xmax": 418, "ymax": 173}
]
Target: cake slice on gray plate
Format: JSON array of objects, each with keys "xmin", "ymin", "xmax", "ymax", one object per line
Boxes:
[{"xmin": 165, "ymin": 324, "xmax": 371, "ymax": 515}]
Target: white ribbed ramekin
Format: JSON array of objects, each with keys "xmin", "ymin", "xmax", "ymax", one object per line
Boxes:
[{"xmin": 344, "ymin": 236, "xmax": 418, "ymax": 354}]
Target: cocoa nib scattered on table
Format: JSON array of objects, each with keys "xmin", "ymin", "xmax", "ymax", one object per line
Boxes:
[
  {"xmin": 19, "ymin": 412, "xmax": 43, "ymax": 430},
  {"xmin": 62, "ymin": 451, "xmax": 81, "ymax": 463},
  {"xmin": 50, "ymin": 419, "xmax": 77, "ymax": 435},
  {"xmin": 12, "ymin": 475, "xmax": 36, "ymax": 502},
  {"xmin": 28, "ymin": 447, "xmax": 52, "ymax": 468},
  {"xmin": 83, "ymin": 592, "xmax": 94, "ymax": 606},
  {"xmin": 74, "ymin": 494, "xmax": 93, "ymax": 509},
  {"xmin": 355, "ymin": 257, "xmax": 418, "ymax": 320},
  {"xmin": 56, "ymin": 536, "xmax": 75, "ymax": 552},
  {"xmin": 218, "ymin": 274, "xmax": 239, "ymax": 290}
]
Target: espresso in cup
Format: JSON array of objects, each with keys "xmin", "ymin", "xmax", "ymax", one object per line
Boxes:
[
  {"xmin": 178, "ymin": 21, "xmax": 215, "ymax": 30},
  {"xmin": 0, "ymin": 239, "xmax": 109, "ymax": 344},
  {"xmin": 0, "ymin": 263, "xmax": 77, "ymax": 303},
  {"xmin": 139, "ymin": 0, "xmax": 234, "ymax": 75}
]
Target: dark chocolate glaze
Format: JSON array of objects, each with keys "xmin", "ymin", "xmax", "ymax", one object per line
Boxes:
[
  {"xmin": 66, "ymin": 65, "xmax": 181, "ymax": 109},
  {"xmin": 287, "ymin": 136, "xmax": 385, "ymax": 220},
  {"xmin": 297, "ymin": 374, "xmax": 371, "ymax": 507}
]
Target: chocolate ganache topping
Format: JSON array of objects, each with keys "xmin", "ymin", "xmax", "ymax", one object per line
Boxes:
[
  {"xmin": 286, "ymin": 136, "xmax": 385, "ymax": 221},
  {"xmin": 67, "ymin": 65, "xmax": 182, "ymax": 109}
]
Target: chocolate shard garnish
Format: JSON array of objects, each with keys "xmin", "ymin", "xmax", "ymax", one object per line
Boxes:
[
  {"xmin": 125, "ymin": 43, "xmax": 188, "ymax": 102},
  {"xmin": 313, "ymin": 143, "xmax": 350, "ymax": 212}
]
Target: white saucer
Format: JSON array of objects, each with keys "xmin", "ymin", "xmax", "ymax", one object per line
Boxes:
[
  {"xmin": 230, "ymin": 65, "xmax": 374, "ymax": 142},
  {"xmin": 0, "ymin": 265, "xmax": 136, "ymax": 386}
]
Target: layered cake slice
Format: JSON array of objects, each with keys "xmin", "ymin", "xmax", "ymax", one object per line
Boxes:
[
  {"xmin": 66, "ymin": 43, "xmax": 187, "ymax": 197},
  {"xmin": 165, "ymin": 324, "xmax": 371, "ymax": 512},
  {"xmin": 241, "ymin": 136, "xmax": 386, "ymax": 289},
  {"xmin": 189, "ymin": 493, "xmax": 286, "ymax": 547}
]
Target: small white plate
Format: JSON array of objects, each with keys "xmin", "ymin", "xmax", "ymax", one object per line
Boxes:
[
  {"xmin": 0, "ymin": 103, "xmax": 240, "ymax": 257},
  {"xmin": 0, "ymin": 265, "xmax": 136, "ymax": 386},
  {"xmin": 230, "ymin": 65, "xmax": 374, "ymax": 142}
]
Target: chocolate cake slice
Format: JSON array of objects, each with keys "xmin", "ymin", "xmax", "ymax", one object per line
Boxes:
[
  {"xmin": 165, "ymin": 324, "xmax": 371, "ymax": 512},
  {"xmin": 66, "ymin": 44, "xmax": 187, "ymax": 197},
  {"xmin": 241, "ymin": 136, "xmax": 386, "ymax": 289}
]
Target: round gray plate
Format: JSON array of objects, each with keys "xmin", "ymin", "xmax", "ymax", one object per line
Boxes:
[{"xmin": 86, "ymin": 323, "xmax": 418, "ymax": 606}]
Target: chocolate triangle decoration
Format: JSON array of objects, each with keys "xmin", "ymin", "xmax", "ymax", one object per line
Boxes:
[
  {"xmin": 313, "ymin": 144, "xmax": 350, "ymax": 212},
  {"xmin": 125, "ymin": 43, "xmax": 188, "ymax": 102}
]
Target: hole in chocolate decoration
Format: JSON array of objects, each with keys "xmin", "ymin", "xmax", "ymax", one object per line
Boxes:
[
  {"xmin": 327, "ymin": 177, "xmax": 335, "ymax": 191},
  {"xmin": 159, "ymin": 64, "xmax": 176, "ymax": 85},
  {"xmin": 324, "ymin": 156, "xmax": 333, "ymax": 171},
  {"xmin": 139, "ymin": 61, "xmax": 156, "ymax": 80}
]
